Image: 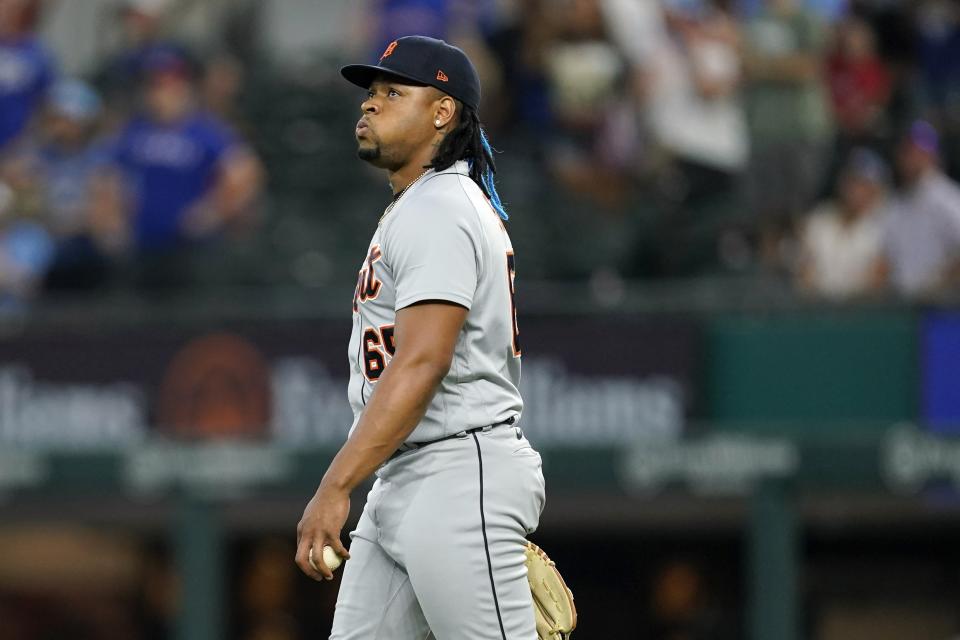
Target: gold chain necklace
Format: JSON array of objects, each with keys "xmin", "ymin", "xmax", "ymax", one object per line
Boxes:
[{"xmin": 380, "ymin": 169, "xmax": 431, "ymax": 223}]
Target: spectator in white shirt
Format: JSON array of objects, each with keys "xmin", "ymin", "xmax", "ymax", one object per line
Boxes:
[
  {"xmin": 796, "ymin": 147, "xmax": 888, "ymax": 298},
  {"xmin": 876, "ymin": 121, "xmax": 960, "ymax": 298}
]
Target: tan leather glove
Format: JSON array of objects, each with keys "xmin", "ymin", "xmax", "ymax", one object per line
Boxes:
[{"xmin": 525, "ymin": 541, "xmax": 577, "ymax": 639}]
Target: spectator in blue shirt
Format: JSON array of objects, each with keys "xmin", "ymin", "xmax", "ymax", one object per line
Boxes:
[
  {"xmin": 0, "ymin": 205, "xmax": 55, "ymax": 308},
  {"xmin": 100, "ymin": 50, "xmax": 262, "ymax": 286},
  {"xmin": 0, "ymin": 0, "xmax": 55, "ymax": 152},
  {"xmin": 9, "ymin": 79, "xmax": 117, "ymax": 290},
  {"xmin": 27, "ymin": 81, "xmax": 110, "ymax": 235},
  {"xmin": 94, "ymin": 0, "xmax": 194, "ymax": 123}
]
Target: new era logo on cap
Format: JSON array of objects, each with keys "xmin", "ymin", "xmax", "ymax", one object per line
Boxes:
[{"xmin": 436, "ymin": 69, "xmax": 448, "ymax": 82}]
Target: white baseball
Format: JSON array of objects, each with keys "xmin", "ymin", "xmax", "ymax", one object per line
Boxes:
[
  {"xmin": 322, "ymin": 545, "xmax": 343, "ymax": 571},
  {"xmin": 309, "ymin": 545, "xmax": 342, "ymax": 573}
]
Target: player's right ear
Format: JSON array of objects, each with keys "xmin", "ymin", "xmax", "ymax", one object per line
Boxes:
[{"xmin": 433, "ymin": 95, "xmax": 456, "ymax": 129}]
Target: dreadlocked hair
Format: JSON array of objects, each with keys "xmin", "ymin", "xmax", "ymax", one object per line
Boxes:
[{"xmin": 427, "ymin": 106, "xmax": 509, "ymax": 221}]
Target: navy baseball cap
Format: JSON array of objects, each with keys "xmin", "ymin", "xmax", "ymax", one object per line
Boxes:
[{"xmin": 341, "ymin": 36, "xmax": 481, "ymax": 111}]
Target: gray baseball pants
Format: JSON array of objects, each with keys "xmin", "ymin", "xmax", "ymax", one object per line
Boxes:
[{"xmin": 329, "ymin": 424, "xmax": 546, "ymax": 639}]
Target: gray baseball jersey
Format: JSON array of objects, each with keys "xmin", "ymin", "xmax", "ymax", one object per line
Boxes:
[{"xmin": 347, "ymin": 160, "xmax": 523, "ymax": 443}]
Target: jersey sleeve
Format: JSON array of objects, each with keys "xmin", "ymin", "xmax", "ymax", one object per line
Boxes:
[
  {"xmin": 108, "ymin": 123, "xmax": 135, "ymax": 168},
  {"xmin": 35, "ymin": 45, "xmax": 56, "ymax": 99},
  {"xmin": 198, "ymin": 117, "xmax": 239, "ymax": 169},
  {"xmin": 383, "ymin": 196, "xmax": 481, "ymax": 311}
]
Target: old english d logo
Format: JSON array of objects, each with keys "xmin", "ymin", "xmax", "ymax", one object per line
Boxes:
[
  {"xmin": 380, "ymin": 40, "xmax": 398, "ymax": 61},
  {"xmin": 436, "ymin": 69, "xmax": 448, "ymax": 82}
]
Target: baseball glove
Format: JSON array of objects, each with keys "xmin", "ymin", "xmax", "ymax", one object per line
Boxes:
[{"xmin": 525, "ymin": 541, "xmax": 577, "ymax": 640}]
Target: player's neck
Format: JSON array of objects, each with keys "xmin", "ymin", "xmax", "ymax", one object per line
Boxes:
[{"xmin": 388, "ymin": 149, "xmax": 436, "ymax": 195}]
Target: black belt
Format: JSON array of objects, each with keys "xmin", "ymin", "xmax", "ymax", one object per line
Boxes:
[{"xmin": 388, "ymin": 416, "xmax": 517, "ymax": 461}]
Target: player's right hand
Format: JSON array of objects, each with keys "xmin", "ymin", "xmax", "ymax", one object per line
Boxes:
[{"xmin": 295, "ymin": 482, "xmax": 352, "ymax": 581}]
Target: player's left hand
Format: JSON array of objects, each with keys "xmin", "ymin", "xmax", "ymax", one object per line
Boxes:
[{"xmin": 295, "ymin": 482, "xmax": 352, "ymax": 581}]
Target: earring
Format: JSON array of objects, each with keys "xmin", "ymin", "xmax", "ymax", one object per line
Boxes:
[{"xmin": 435, "ymin": 120, "xmax": 442, "ymax": 127}]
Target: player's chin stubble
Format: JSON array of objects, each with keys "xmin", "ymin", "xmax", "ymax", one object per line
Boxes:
[
  {"xmin": 357, "ymin": 145, "xmax": 380, "ymax": 162},
  {"xmin": 358, "ymin": 143, "xmax": 400, "ymax": 171}
]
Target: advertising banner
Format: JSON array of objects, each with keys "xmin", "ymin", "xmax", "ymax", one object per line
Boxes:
[{"xmin": 0, "ymin": 314, "xmax": 700, "ymax": 449}]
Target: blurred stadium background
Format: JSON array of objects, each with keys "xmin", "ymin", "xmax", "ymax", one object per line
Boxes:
[{"xmin": 2, "ymin": 0, "xmax": 960, "ymax": 638}]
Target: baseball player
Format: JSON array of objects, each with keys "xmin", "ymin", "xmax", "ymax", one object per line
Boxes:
[{"xmin": 295, "ymin": 36, "xmax": 546, "ymax": 639}]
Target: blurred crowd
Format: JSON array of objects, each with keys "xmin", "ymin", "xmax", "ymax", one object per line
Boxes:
[
  {"xmin": 2, "ymin": 0, "xmax": 960, "ymax": 305},
  {"xmin": 0, "ymin": 0, "xmax": 263, "ymax": 307},
  {"xmin": 467, "ymin": 0, "xmax": 960, "ymax": 301}
]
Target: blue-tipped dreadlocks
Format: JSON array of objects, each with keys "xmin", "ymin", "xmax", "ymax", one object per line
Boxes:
[
  {"xmin": 427, "ymin": 105, "xmax": 509, "ymax": 221},
  {"xmin": 478, "ymin": 128, "xmax": 508, "ymax": 220}
]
